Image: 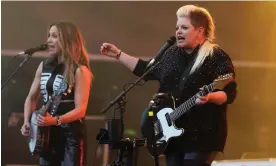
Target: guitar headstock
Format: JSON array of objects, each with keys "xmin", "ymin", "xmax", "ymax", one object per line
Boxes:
[{"xmin": 213, "ymin": 73, "xmax": 234, "ymax": 90}]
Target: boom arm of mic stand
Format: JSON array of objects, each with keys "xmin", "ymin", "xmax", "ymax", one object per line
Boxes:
[
  {"xmin": 100, "ymin": 61, "xmax": 162, "ymax": 114},
  {"xmin": 1, "ymin": 54, "xmax": 33, "ymax": 90},
  {"xmin": 101, "ymin": 60, "xmax": 162, "ymax": 166}
]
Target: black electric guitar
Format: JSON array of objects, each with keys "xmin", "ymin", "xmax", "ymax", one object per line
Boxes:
[{"xmin": 141, "ymin": 74, "xmax": 234, "ymax": 157}]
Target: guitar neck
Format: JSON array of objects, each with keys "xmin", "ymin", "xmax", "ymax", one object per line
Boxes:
[
  {"xmin": 38, "ymin": 97, "xmax": 52, "ymax": 116},
  {"xmin": 170, "ymin": 83, "xmax": 215, "ymax": 121}
]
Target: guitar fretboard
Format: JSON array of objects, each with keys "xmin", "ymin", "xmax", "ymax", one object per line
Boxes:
[
  {"xmin": 38, "ymin": 97, "xmax": 52, "ymax": 116},
  {"xmin": 170, "ymin": 83, "xmax": 215, "ymax": 121}
]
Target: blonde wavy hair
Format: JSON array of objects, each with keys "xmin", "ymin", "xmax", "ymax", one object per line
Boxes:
[
  {"xmin": 49, "ymin": 21, "xmax": 92, "ymax": 85},
  {"xmin": 176, "ymin": 5, "xmax": 218, "ymax": 74}
]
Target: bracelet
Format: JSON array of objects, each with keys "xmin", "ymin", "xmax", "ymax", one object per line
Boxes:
[
  {"xmin": 116, "ymin": 50, "xmax": 122, "ymax": 59},
  {"xmin": 56, "ymin": 116, "xmax": 62, "ymax": 126}
]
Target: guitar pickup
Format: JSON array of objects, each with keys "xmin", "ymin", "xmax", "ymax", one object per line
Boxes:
[{"xmin": 165, "ymin": 113, "xmax": 172, "ymax": 126}]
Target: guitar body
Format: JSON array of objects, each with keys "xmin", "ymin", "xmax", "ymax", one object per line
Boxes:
[
  {"xmin": 29, "ymin": 111, "xmax": 50, "ymax": 155},
  {"xmin": 141, "ymin": 93, "xmax": 184, "ymax": 157}
]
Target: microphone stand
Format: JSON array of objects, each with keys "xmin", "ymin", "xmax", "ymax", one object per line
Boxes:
[
  {"xmin": 2, "ymin": 53, "xmax": 33, "ymax": 90},
  {"xmin": 101, "ymin": 60, "xmax": 162, "ymax": 166},
  {"xmin": 1, "ymin": 53, "xmax": 35, "ymax": 127},
  {"xmin": 147, "ymin": 100, "xmax": 159, "ymax": 166}
]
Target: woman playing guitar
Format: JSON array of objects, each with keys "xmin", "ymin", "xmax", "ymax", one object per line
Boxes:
[
  {"xmin": 20, "ymin": 21, "xmax": 93, "ymax": 166},
  {"xmin": 100, "ymin": 5, "xmax": 237, "ymax": 166}
]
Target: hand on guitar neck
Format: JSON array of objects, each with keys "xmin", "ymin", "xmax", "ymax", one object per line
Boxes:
[
  {"xmin": 34, "ymin": 89, "xmax": 62, "ymax": 126},
  {"xmin": 195, "ymin": 86, "xmax": 227, "ymax": 105},
  {"xmin": 36, "ymin": 112, "xmax": 57, "ymax": 126},
  {"xmin": 195, "ymin": 89, "xmax": 210, "ymax": 105}
]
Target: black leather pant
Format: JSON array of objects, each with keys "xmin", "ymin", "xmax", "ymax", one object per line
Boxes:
[{"xmin": 39, "ymin": 120, "xmax": 86, "ymax": 166}]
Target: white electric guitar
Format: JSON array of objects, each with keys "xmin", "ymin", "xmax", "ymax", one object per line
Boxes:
[{"xmin": 141, "ymin": 73, "xmax": 234, "ymax": 157}]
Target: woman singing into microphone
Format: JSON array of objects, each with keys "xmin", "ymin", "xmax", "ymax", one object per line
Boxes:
[
  {"xmin": 100, "ymin": 4, "xmax": 237, "ymax": 166},
  {"xmin": 21, "ymin": 21, "xmax": 93, "ymax": 166}
]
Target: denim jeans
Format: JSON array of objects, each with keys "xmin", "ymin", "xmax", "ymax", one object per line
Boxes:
[{"xmin": 39, "ymin": 121, "xmax": 85, "ymax": 166}]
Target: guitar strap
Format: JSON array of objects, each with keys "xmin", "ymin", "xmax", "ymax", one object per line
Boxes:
[{"xmin": 175, "ymin": 53, "xmax": 198, "ymax": 98}]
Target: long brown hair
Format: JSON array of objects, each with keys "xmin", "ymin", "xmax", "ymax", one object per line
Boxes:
[{"xmin": 49, "ymin": 21, "xmax": 92, "ymax": 85}]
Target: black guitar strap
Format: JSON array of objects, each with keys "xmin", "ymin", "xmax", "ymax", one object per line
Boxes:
[
  {"xmin": 179, "ymin": 55, "xmax": 198, "ymax": 90},
  {"xmin": 175, "ymin": 53, "xmax": 198, "ymax": 98}
]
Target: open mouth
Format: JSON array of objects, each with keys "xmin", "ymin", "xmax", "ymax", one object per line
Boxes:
[
  {"xmin": 177, "ymin": 36, "xmax": 185, "ymax": 41},
  {"xmin": 48, "ymin": 45, "xmax": 55, "ymax": 50}
]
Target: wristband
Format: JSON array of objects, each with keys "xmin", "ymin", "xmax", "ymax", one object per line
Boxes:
[
  {"xmin": 56, "ymin": 116, "xmax": 62, "ymax": 126},
  {"xmin": 116, "ymin": 50, "xmax": 122, "ymax": 59}
]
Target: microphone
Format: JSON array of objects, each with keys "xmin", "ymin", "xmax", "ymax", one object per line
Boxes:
[
  {"xmin": 146, "ymin": 36, "xmax": 176, "ymax": 68},
  {"xmin": 18, "ymin": 44, "xmax": 48, "ymax": 55}
]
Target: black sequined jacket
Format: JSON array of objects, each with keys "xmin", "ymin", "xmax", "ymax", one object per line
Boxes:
[{"xmin": 134, "ymin": 45, "xmax": 237, "ymax": 153}]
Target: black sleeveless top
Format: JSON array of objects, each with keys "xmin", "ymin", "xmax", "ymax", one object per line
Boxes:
[{"xmin": 40, "ymin": 56, "xmax": 76, "ymax": 116}]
